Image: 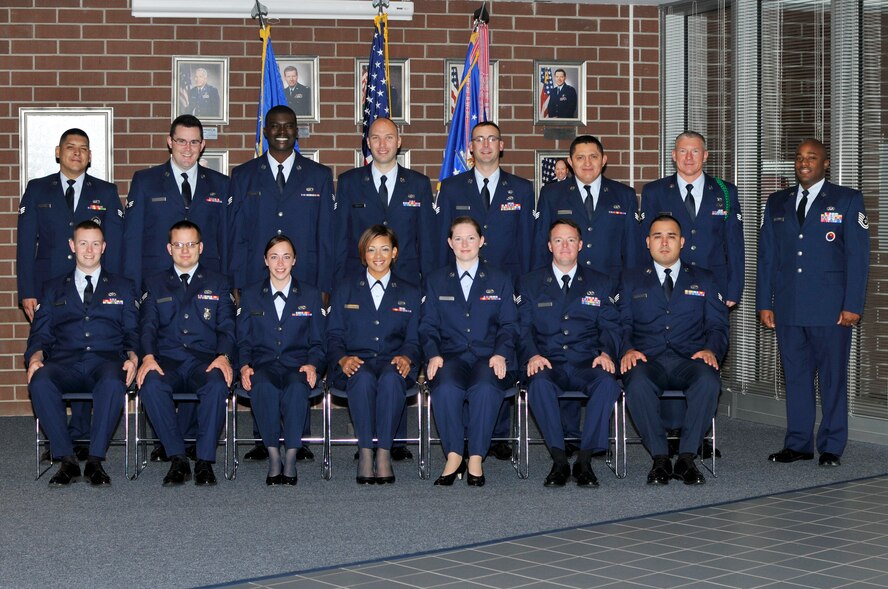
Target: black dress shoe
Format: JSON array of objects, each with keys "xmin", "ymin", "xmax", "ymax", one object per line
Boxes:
[
  {"xmin": 487, "ymin": 441, "xmax": 512, "ymax": 461},
  {"xmin": 646, "ymin": 455, "xmax": 672, "ymax": 485},
  {"xmin": 48, "ymin": 461, "xmax": 81, "ymax": 487},
  {"xmin": 375, "ymin": 475, "xmax": 395, "ymax": 485},
  {"xmin": 185, "ymin": 445, "xmax": 198, "ymax": 461},
  {"xmin": 563, "ymin": 442, "xmax": 580, "ymax": 459},
  {"xmin": 73, "ymin": 446, "xmax": 90, "ymax": 461},
  {"xmin": 194, "ymin": 459, "xmax": 217, "ymax": 486},
  {"xmin": 768, "ymin": 448, "xmax": 814, "ymax": 463},
  {"xmin": 819, "ymin": 452, "xmax": 841, "ymax": 467},
  {"xmin": 673, "ymin": 454, "xmax": 706, "ymax": 485},
  {"xmin": 244, "ymin": 443, "xmax": 269, "ymax": 461},
  {"xmin": 151, "ymin": 446, "xmax": 170, "ymax": 462},
  {"xmin": 433, "ymin": 459, "xmax": 466, "ymax": 486},
  {"xmin": 543, "ymin": 462, "xmax": 571, "ymax": 487},
  {"xmin": 356, "ymin": 475, "xmax": 376, "ymax": 485},
  {"xmin": 280, "ymin": 474, "xmax": 297, "ymax": 486},
  {"xmin": 266, "ymin": 474, "xmax": 283, "ymax": 486},
  {"xmin": 572, "ymin": 461, "xmax": 599, "ymax": 487},
  {"xmin": 391, "ymin": 446, "xmax": 413, "ymax": 461},
  {"xmin": 466, "ymin": 472, "xmax": 485, "ymax": 487},
  {"xmin": 296, "ymin": 446, "xmax": 314, "ymax": 461},
  {"xmin": 162, "ymin": 456, "xmax": 192, "ymax": 486},
  {"xmin": 84, "ymin": 461, "xmax": 111, "ymax": 486}
]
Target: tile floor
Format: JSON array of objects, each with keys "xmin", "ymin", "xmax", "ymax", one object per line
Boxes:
[{"xmin": 223, "ymin": 475, "xmax": 888, "ymax": 588}]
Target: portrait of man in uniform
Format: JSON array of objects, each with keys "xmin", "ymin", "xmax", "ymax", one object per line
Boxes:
[
  {"xmin": 278, "ymin": 57, "xmax": 320, "ymax": 123},
  {"xmin": 173, "ymin": 57, "xmax": 229, "ymax": 124},
  {"xmin": 535, "ymin": 61, "xmax": 586, "ymax": 124}
]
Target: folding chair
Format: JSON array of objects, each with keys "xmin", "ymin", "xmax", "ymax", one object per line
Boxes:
[
  {"xmin": 520, "ymin": 388, "xmax": 626, "ymax": 479},
  {"xmin": 225, "ymin": 384, "xmax": 324, "ymax": 480},
  {"xmin": 322, "ymin": 379, "xmax": 422, "ymax": 481},
  {"xmin": 420, "ymin": 381, "xmax": 527, "ymax": 480},
  {"xmin": 131, "ymin": 390, "xmax": 228, "ymax": 480},
  {"xmin": 36, "ymin": 388, "xmax": 134, "ymax": 480},
  {"xmin": 624, "ymin": 388, "xmax": 717, "ymax": 477}
]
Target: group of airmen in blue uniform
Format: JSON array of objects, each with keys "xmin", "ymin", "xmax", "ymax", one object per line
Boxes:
[{"xmin": 19, "ymin": 107, "xmax": 869, "ymax": 489}]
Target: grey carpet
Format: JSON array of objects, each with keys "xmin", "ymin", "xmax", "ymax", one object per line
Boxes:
[{"xmin": 0, "ymin": 412, "xmax": 885, "ymax": 589}]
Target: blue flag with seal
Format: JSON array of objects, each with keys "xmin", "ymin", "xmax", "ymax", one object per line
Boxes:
[
  {"xmin": 438, "ymin": 21, "xmax": 490, "ymax": 186},
  {"xmin": 255, "ymin": 25, "xmax": 298, "ymax": 157},
  {"xmin": 361, "ymin": 14, "xmax": 391, "ymax": 165}
]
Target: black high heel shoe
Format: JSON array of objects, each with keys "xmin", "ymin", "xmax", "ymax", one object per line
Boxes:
[
  {"xmin": 356, "ymin": 475, "xmax": 376, "ymax": 485},
  {"xmin": 466, "ymin": 471, "xmax": 486, "ymax": 487},
  {"xmin": 433, "ymin": 458, "xmax": 467, "ymax": 486}
]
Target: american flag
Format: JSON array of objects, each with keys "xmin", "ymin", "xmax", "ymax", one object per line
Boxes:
[
  {"xmin": 361, "ymin": 14, "xmax": 391, "ymax": 165},
  {"xmin": 540, "ymin": 67, "xmax": 554, "ymax": 118},
  {"xmin": 541, "ymin": 157, "xmax": 558, "ymax": 185},
  {"xmin": 448, "ymin": 65, "xmax": 459, "ymax": 117}
]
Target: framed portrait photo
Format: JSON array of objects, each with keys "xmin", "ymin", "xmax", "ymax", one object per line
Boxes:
[
  {"xmin": 355, "ymin": 58, "xmax": 410, "ymax": 124},
  {"xmin": 354, "ymin": 149, "xmax": 410, "ymax": 169},
  {"xmin": 535, "ymin": 150, "xmax": 573, "ymax": 201},
  {"xmin": 199, "ymin": 148, "xmax": 229, "ymax": 175},
  {"xmin": 172, "ymin": 56, "xmax": 229, "ymax": 125},
  {"xmin": 278, "ymin": 56, "xmax": 320, "ymax": 124},
  {"xmin": 444, "ymin": 59, "xmax": 499, "ymax": 124},
  {"xmin": 18, "ymin": 107, "xmax": 114, "ymax": 195},
  {"xmin": 534, "ymin": 61, "xmax": 586, "ymax": 125}
]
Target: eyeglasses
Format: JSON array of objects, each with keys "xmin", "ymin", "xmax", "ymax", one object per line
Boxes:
[
  {"xmin": 171, "ymin": 138, "xmax": 203, "ymax": 147},
  {"xmin": 170, "ymin": 241, "xmax": 200, "ymax": 249},
  {"xmin": 472, "ymin": 135, "xmax": 501, "ymax": 144}
]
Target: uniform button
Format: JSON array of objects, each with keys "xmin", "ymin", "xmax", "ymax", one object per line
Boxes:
[
  {"xmin": 277, "ymin": 211, "xmax": 283, "ymax": 217},
  {"xmin": 798, "ymin": 234, "xmax": 804, "ymax": 239},
  {"xmin": 585, "ymin": 260, "xmax": 591, "ymax": 265},
  {"xmin": 665, "ymin": 325, "xmax": 671, "ymax": 330},
  {"xmin": 383, "ymin": 221, "xmax": 388, "ymax": 226},
  {"xmin": 184, "ymin": 314, "xmax": 189, "ymax": 319},
  {"xmin": 84, "ymin": 316, "xmax": 90, "ymax": 322},
  {"xmin": 276, "ymin": 340, "xmax": 281, "ymax": 345},
  {"xmin": 373, "ymin": 320, "xmax": 380, "ymax": 325},
  {"xmin": 587, "ymin": 227, "xmax": 592, "ymax": 231},
  {"xmin": 67, "ymin": 254, "xmax": 73, "ymax": 260},
  {"xmin": 797, "ymin": 251, "xmax": 803, "ymax": 256},
  {"xmin": 691, "ymin": 229, "xmax": 697, "ymax": 235},
  {"xmin": 373, "ymin": 337, "xmax": 379, "ymax": 341},
  {"xmin": 690, "ymin": 245, "xmax": 697, "ymax": 251},
  {"xmin": 182, "ymin": 329, "xmax": 189, "ymax": 334},
  {"xmin": 797, "ymin": 268, "xmax": 803, "ymax": 273},
  {"xmin": 68, "ymin": 222, "xmax": 74, "ymax": 227},
  {"xmin": 371, "ymin": 352, "xmax": 378, "ymax": 357},
  {"xmin": 483, "ymin": 224, "xmax": 489, "ymax": 229},
  {"xmin": 586, "ymin": 244, "xmax": 592, "ymax": 248},
  {"xmin": 563, "ymin": 315, "xmax": 569, "ymax": 320},
  {"xmin": 84, "ymin": 332, "xmax": 90, "ymax": 337},
  {"xmin": 666, "ymin": 310, "xmax": 671, "ymax": 315},
  {"xmin": 183, "ymin": 343, "xmax": 188, "ymax": 348},
  {"xmin": 277, "ymin": 229, "xmax": 282, "ymax": 235},
  {"xmin": 277, "ymin": 326, "xmax": 283, "ymax": 331},
  {"xmin": 562, "ymin": 345, "xmax": 568, "ymax": 350},
  {"xmin": 691, "ymin": 261, "xmax": 697, "ymax": 266},
  {"xmin": 465, "ymin": 313, "xmax": 470, "ymax": 318},
  {"xmin": 466, "ymin": 328, "xmax": 471, "ymax": 333},
  {"xmin": 85, "ymin": 346, "xmax": 91, "ymax": 351},
  {"xmin": 563, "ymin": 330, "xmax": 569, "ymax": 335}
]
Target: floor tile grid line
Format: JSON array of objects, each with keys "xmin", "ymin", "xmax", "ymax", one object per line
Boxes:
[{"xmin": 199, "ymin": 473, "xmax": 888, "ymax": 589}]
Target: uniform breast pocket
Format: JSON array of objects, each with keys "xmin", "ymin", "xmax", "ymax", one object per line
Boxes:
[{"xmin": 155, "ymin": 298, "xmax": 177, "ymax": 326}]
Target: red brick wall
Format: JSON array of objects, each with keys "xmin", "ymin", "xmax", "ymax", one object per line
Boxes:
[{"xmin": 0, "ymin": 0, "xmax": 660, "ymax": 415}]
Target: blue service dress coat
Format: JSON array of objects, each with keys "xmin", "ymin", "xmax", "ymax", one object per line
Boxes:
[
  {"xmin": 435, "ymin": 170, "xmax": 536, "ymax": 281},
  {"xmin": 26, "ymin": 269, "xmax": 138, "ymax": 460},
  {"xmin": 17, "ymin": 173, "xmax": 124, "ymax": 301},
  {"xmin": 123, "ymin": 162, "xmax": 230, "ymax": 289},
  {"xmin": 326, "ymin": 272, "xmax": 421, "ymax": 449},
  {"xmin": 548, "ymin": 83, "xmax": 578, "ymax": 118},
  {"xmin": 641, "ymin": 173, "xmax": 745, "ymax": 303},
  {"xmin": 237, "ymin": 278, "xmax": 325, "ymax": 449},
  {"xmin": 518, "ymin": 266, "xmax": 622, "ymax": 452},
  {"xmin": 618, "ymin": 263, "xmax": 728, "ymax": 457},
  {"xmin": 533, "ymin": 177, "xmax": 644, "ymax": 275},
  {"xmin": 419, "ymin": 263, "xmax": 519, "ymax": 456},
  {"xmin": 334, "ymin": 165, "xmax": 436, "ymax": 282},
  {"xmin": 139, "ymin": 266, "xmax": 236, "ymax": 462},
  {"xmin": 229, "ymin": 153, "xmax": 335, "ymax": 293},
  {"xmin": 756, "ymin": 181, "xmax": 870, "ymax": 456}
]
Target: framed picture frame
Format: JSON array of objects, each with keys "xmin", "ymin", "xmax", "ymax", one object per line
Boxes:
[
  {"xmin": 534, "ymin": 61, "xmax": 586, "ymax": 125},
  {"xmin": 199, "ymin": 148, "xmax": 229, "ymax": 175},
  {"xmin": 534, "ymin": 150, "xmax": 573, "ymax": 200},
  {"xmin": 354, "ymin": 149, "xmax": 410, "ymax": 169},
  {"xmin": 278, "ymin": 56, "xmax": 320, "ymax": 124},
  {"xmin": 300, "ymin": 148, "xmax": 320, "ymax": 163},
  {"xmin": 172, "ymin": 56, "xmax": 229, "ymax": 125},
  {"xmin": 444, "ymin": 59, "xmax": 499, "ymax": 124},
  {"xmin": 355, "ymin": 58, "xmax": 410, "ymax": 124},
  {"xmin": 18, "ymin": 107, "xmax": 114, "ymax": 195}
]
